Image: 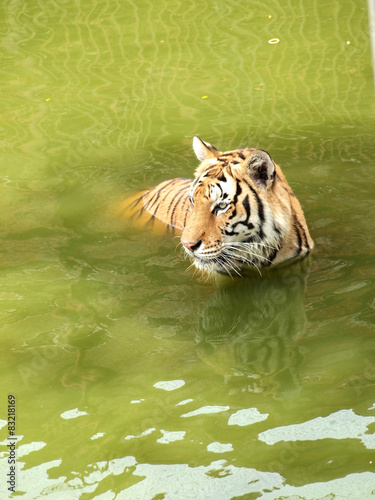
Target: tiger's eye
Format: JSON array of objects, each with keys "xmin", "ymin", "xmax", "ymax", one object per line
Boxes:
[{"xmin": 218, "ymin": 201, "xmax": 228, "ymax": 209}]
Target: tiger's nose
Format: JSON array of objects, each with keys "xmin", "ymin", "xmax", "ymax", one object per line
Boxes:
[{"xmin": 181, "ymin": 240, "xmax": 202, "ymax": 252}]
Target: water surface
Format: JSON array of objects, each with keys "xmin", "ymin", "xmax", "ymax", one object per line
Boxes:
[{"xmin": 0, "ymin": 0, "xmax": 375, "ymax": 498}]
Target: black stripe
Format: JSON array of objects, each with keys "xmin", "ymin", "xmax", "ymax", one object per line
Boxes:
[
  {"xmin": 145, "ymin": 213, "xmax": 157, "ymax": 227},
  {"xmin": 166, "ymin": 183, "xmax": 192, "ymax": 217},
  {"xmin": 228, "ymin": 183, "xmax": 243, "ymax": 220},
  {"xmin": 129, "ymin": 195, "xmax": 144, "ymax": 209},
  {"xmin": 293, "ymin": 214, "xmax": 309, "ymax": 252},
  {"xmin": 228, "ymin": 207, "xmax": 238, "ymax": 220},
  {"xmin": 243, "ymin": 179, "xmax": 265, "ymax": 223},
  {"xmin": 146, "ymin": 179, "xmax": 192, "ymax": 220},
  {"xmin": 242, "ymin": 194, "xmax": 251, "ymax": 223},
  {"xmin": 182, "ymin": 197, "xmax": 191, "ymax": 228},
  {"xmin": 244, "ymin": 235, "xmax": 256, "ymax": 243},
  {"xmin": 273, "ymin": 222, "xmax": 281, "ymax": 235},
  {"xmin": 293, "ymin": 214, "xmax": 303, "ymax": 256},
  {"xmin": 268, "ymin": 246, "xmax": 279, "ymax": 264},
  {"xmin": 143, "ymin": 179, "xmax": 178, "ymax": 213},
  {"xmin": 170, "ymin": 189, "xmax": 189, "ymax": 228},
  {"xmin": 234, "ymin": 181, "xmax": 242, "ymax": 201},
  {"xmin": 250, "ymin": 187, "xmax": 264, "ymax": 223},
  {"xmin": 224, "ymin": 219, "xmax": 254, "ymax": 236},
  {"xmin": 148, "ymin": 186, "xmax": 177, "ymax": 219},
  {"xmin": 224, "ymin": 225, "xmax": 239, "ymax": 236},
  {"xmin": 243, "ymin": 181, "xmax": 265, "ymax": 239}
]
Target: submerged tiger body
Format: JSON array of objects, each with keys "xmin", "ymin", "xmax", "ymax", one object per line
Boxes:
[{"xmin": 130, "ymin": 137, "xmax": 313, "ymax": 276}]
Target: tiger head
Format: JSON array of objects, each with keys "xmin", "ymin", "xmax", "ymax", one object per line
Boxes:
[{"xmin": 180, "ymin": 136, "xmax": 291, "ymax": 275}]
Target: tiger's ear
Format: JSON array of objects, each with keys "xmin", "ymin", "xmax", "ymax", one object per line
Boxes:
[
  {"xmin": 193, "ymin": 136, "xmax": 220, "ymax": 161},
  {"xmin": 246, "ymin": 150, "xmax": 275, "ymax": 189}
]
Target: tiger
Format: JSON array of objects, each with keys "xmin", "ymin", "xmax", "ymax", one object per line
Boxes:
[{"xmin": 128, "ymin": 136, "xmax": 313, "ymax": 276}]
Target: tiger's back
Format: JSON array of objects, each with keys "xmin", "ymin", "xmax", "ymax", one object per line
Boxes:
[{"xmin": 141, "ymin": 178, "xmax": 193, "ymax": 231}]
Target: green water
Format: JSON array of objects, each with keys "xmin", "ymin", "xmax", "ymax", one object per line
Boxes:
[{"xmin": 1, "ymin": 0, "xmax": 375, "ymax": 498}]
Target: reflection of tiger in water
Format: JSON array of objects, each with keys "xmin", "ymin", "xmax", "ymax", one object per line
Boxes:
[
  {"xmin": 196, "ymin": 262, "xmax": 309, "ymax": 397},
  {"xmin": 129, "ymin": 137, "xmax": 313, "ymax": 276}
]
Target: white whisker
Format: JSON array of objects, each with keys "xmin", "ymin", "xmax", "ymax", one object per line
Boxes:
[
  {"xmin": 185, "ymin": 261, "xmax": 196, "ymax": 273},
  {"xmin": 220, "ymin": 248, "xmax": 263, "ymax": 276},
  {"xmin": 221, "ymin": 244, "xmax": 274, "ymax": 265},
  {"xmin": 175, "ymin": 219, "xmax": 184, "ymax": 231},
  {"xmin": 216, "ymin": 256, "xmax": 241, "ymax": 278},
  {"xmin": 223, "ymin": 241, "xmax": 278, "ymax": 252}
]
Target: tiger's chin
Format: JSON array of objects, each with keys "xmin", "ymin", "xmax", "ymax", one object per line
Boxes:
[
  {"xmin": 192, "ymin": 257, "xmax": 216, "ymax": 272},
  {"xmin": 183, "ymin": 242, "xmax": 272, "ymax": 277},
  {"xmin": 191, "ymin": 255, "xmax": 257, "ymax": 277}
]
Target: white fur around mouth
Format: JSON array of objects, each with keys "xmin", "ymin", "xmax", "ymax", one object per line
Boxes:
[
  {"xmin": 184, "ymin": 247, "xmax": 260, "ymax": 276},
  {"xmin": 183, "ymin": 248, "xmax": 194, "ymax": 257},
  {"xmin": 193, "ymin": 257, "xmax": 215, "ymax": 270},
  {"xmin": 183, "ymin": 247, "xmax": 221, "ymax": 260},
  {"xmin": 192, "ymin": 253, "xmax": 260, "ymax": 276}
]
